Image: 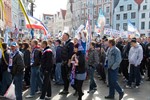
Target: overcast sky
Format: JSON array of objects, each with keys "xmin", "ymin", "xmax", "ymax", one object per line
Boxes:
[{"xmin": 34, "ymin": 0, "xmax": 68, "ymax": 18}]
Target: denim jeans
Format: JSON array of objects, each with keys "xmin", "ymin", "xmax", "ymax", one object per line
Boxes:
[
  {"xmin": 1, "ymin": 71, "xmax": 12, "ymax": 95},
  {"xmin": 14, "ymin": 73, "xmax": 23, "ymax": 100},
  {"xmin": 108, "ymin": 68, "xmax": 123, "ymax": 97},
  {"xmin": 88, "ymin": 67, "xmax": 97, "ymax": 90},
  {"xmin": 30, "ymin": 67, "xmax": 43, "ymax": 95},
  {"xmin": 55, "ymin": 63, "xmax": 63, "ymax": 84},
  {"xmin": 128, "ymin": 64, "xmax": 141, "ymax": 86}
]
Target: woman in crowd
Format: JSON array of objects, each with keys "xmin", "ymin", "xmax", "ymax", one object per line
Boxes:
[{"xmin": 71, "ymin": 44, "xmax": 86, "ymax": 100}]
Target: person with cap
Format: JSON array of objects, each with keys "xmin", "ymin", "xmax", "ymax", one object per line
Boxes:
[
  {"xmin": 9, "ymin": 42, "xmax": 25, "ymax": 100},
  {"xmin": 105, "ymin": 39, "xmax": 124, "ymax": 100},
  {"xmin": 59, "ymin": 33, "xmax": 74, "ymax": 95},
  {"xmin": 71, "ymin": 43, "xmax": 86, "ymax": 100},
  {"xmin": 126, "ymin": 38, "xmax": 143, "ymax": 88},
  {"xmin": 55, "ymin": 39, "xmax": 64, "ymax": 85}
]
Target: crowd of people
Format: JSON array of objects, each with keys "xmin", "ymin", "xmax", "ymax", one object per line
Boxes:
[{"xmin": 0, "ymin": 30, "xmax": 150, "ymax": 100}]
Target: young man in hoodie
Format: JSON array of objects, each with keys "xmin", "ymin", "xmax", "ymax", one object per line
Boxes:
[{"xmin": 126, "ymin": 38, "xmax": 143, "ymax": 88}]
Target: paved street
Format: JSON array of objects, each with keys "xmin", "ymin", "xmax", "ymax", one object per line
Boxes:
[
  {"xmin": 23, "ymin": 77, "xmax": 150, "ymax": 100},
  {"xmin": 0, "ymin": 76, "xmax": 150, "ymax": 100}
]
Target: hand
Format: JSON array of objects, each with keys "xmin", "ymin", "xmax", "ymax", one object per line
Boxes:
[
  {"xmin": 7, "ymin": 68, "xmax": 11, "ymax": 72},
  {"xmin": 68, "ymin": 59, "xmax": 71, "ymax": 67}
]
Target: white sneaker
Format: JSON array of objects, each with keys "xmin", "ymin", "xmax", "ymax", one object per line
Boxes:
[
  {"xmin": 45, "ymin": 96, "xmax": 51, "ymax": 99},
  {"xmin": 36, "ymin": 91, "xmax": 42, "ymax": 94},
  {"xmin": 25, "ymin": 95, "xmax": 34, "ymax": 98},
  {"xmin": 135, "ymin": 86, "xmax": 139, "ymax": 89},
  {"xmin": 125, "ymin": 85, "xmax": 131, "ymax": 89}
]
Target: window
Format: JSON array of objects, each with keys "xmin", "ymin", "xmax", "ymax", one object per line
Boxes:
[
  {"xmin": 127, "ymin": 4, "xmax": 132, "ymax": 11},
  {"xmin": 143, "ymin": 5, "xmax": 147, "ymax": 10},
  {"xmin": 123, "ymin": 23, "xmax": 127, "ymax": 31},
  {"xmin": 82, "ymin": 10, "xmax": 84, "ymax": 15},
  {"xmin": 131, "ymin": 12, "xmax": 136, "ymax": 19},
  {"xmin": 98, "ymin": 0, "xmax": 101, "ymax": 3},
  {"xmin": 116, "ymin": 14, "xmax": 120, "ymax": 20},
  {"xmin": 116, "ymin": 24, "xmax": 120, "ymax": 30},
  {"xmin": 123, "ymin": 13, "xmax": 127, "ymax": 19},
  {"xmin": 106, "ymin": 18, "xmax": 109, "ymax": 24},
  {"xmin": 106, "ymin": 7, "xmax": 110, "ymax": 13},
  {"xmin": 141, "ymin": 13, "xmax": 145, "ymax": 18},
  {"xmin": 120, "ymin": 6, "xmax": 124, "ymax": 11},
  {"xmin": 21, "ymin": 20, "xmax": 24, "ymax": 26},
  {"xmin": 149, "ymin": 21, "xmax": 150, "ymax": 29},
  {"xmin": 149, "ymin": 12, "xmax": 150, "ymax": 18},
  {"xmin": 141, "ymin": 22, "xmax": 145, "ymax": 29}
]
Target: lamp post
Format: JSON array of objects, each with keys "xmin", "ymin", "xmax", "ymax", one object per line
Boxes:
[{"xmin": 28, "ymin": 0, "xmax": 36, "ymax": 16}]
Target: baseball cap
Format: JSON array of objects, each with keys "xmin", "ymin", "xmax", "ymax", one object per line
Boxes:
[{"xmin": 10, "ymin": 42, "xmax": 18, "ymax": 47}]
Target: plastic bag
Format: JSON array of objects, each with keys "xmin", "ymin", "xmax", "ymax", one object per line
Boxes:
[{"xmin": 4, "ymin": 81, "xmax": 16, "ymax": 100}]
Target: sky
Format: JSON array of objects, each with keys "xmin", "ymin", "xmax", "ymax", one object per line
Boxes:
[{"xmin": 34, "ymin": 0, "xmax": 68, "ymax": 19}]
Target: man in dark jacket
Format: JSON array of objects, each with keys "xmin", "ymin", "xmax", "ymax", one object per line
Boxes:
[
  {"xmin": 59, "ymin": 33, "xmax": 74, "ymax": 95},
  {"xmin": 55, "ymin": 39, "xmax": 63, "ymax": 84},
  {"xmin": 40, "ymin": 41, "xmax": 53, "ymax": 99},
  {"xmin": 1, "ymin": 43, "xmax": 12, "ymax": 95},
  {"xmin": 146, "ymin": 37, "xmax": 150, "ymax": 81},
  {"xmin": 10, "ymin": 42, "xmax": 25, "ymax": 100},
  {"xmin": 26, "ymin": 39, "xmax": 42, "ymax": 98}
]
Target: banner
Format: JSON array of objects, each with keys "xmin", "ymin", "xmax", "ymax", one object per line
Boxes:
[{"xmin": 104, "ymin": 28, "xmax": 121, "ymax": 38}]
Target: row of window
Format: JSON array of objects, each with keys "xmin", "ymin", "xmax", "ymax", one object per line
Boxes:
[
  {"xmin": 116, "ymin": 12, "xmax": 150, "ymax": 20},
  {"xmin": 120, "ymin": 4, "xmax": 148, "ymax": 12},
  {"xmin": 116, "ymin": 12, "xmax": 136, "ymax": 20},
  {"xmin": 116, "ymin": 21, "xmax": 150, "ymax": 31}
]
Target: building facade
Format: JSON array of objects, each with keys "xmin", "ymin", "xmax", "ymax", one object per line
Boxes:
[
  {"xmin": 0, "ymin": 6, "xmax": 5, "ymax": 35},
  {"xmin": 42, "ymin": 14, "xmax": 54, "ymax": 34},
  {"xmin": 3, "ymin": 0, "xmax": 12, "ymax": 28},
  {"xmin": 64, "ymin": 0, "xmax": 73, "ymax": 34},
  {"xmin": 53, "ymin": 9, "xmax": 66, "ymax": 33},
  {"xmin": 11, "ymin": 0, "xmax": 19, "ymax": 29},
  {"xmin": 139, "ymin": 0, "xmax": 150, "ymax": 36},
  {"xmin": 18, "ymin": 0, "xmax": 30, "ymax": 33},
  {"xmin": 113, "ymin": 0, "xmax": 139, "ymax": 31}
]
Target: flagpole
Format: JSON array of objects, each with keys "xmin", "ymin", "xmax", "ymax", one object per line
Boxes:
[{"xmin": 18, "ymin": 0, "xmax": 32, "ymax": 28}]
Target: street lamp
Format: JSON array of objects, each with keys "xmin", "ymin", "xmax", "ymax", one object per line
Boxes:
[{"xmin": 28, "ymin": 0, "xmax": 36, "ymax": 16}]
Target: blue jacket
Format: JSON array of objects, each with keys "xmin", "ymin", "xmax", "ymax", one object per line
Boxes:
[
  {"xmin": 56, "ymin": 46, "xmax": 63, "ymax": 63},
  {"xmin": 107, "ymin": 46, "xmax": 122, "ymax": 70}
]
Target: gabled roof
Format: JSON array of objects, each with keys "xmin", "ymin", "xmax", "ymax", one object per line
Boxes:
[
  {"xmin": 61, "ymin": 9, "xmax": 66, "ymax": 20},
  {"xmin": 134, "ymin": 0, "xmax": 144, "ymax": 5}
]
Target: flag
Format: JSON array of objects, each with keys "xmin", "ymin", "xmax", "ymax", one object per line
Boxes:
[
  {"xmin": 97, "ymin": 8, "xmax": 106, "ymax": 28},
  {"xmin": 127, "ymin": 20, "xmax": 137, "ymax": 32},
  {"xmin": 26, "ymin": 15, "xmax": 48, "ymax": 35},
  {"xmin": 4, "ymin": 28, "xmax": 9, "ymax": 44},
  {"xmin": 18, "ymin": 0, "xmax": 32, "ymax": 28}
]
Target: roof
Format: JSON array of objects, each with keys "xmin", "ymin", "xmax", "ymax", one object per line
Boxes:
[
  {"xmin": 134, "ymin": 0, "xmax": 144, "ymax": 5},
  {"xmin": 61, "ymin": 9, "xmax": 66, "ymax": 20},
  {"xmin": 43, "ymin": 14, "xmax": 53, "ymax": 20}
]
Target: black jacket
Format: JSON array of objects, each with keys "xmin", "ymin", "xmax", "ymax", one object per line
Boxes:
[
  {"xmin": 146, "ymin": 43, "xmax": 150, "ymax": 59},
  {"xmin": 1, "ymin": 50, "xmax": 9, "ymax": 72},
  {"xmin": 41, "ymin": 47, "xmax": 53, "ymax": 72},
  {"xmin": 75, "ymin": 52, "xmax": 86, "ymax": 74},
  {"xmin": 11, "ymin": 51, "xmax": 25, "ymax": 76},
  {"xmin": 31, "ymin": 46, "xmax": 42, "ymax": 67},
  {"xmin": 61, "ymin": 39, "xmax": 74, "ymax": 62},
  {"xmin": 56, "ymin": 46, "xmax": 63, "ymax": 63},
  {"xmin": 22, "ymin": 49, "xmax": 30, "ymax": 67}
]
